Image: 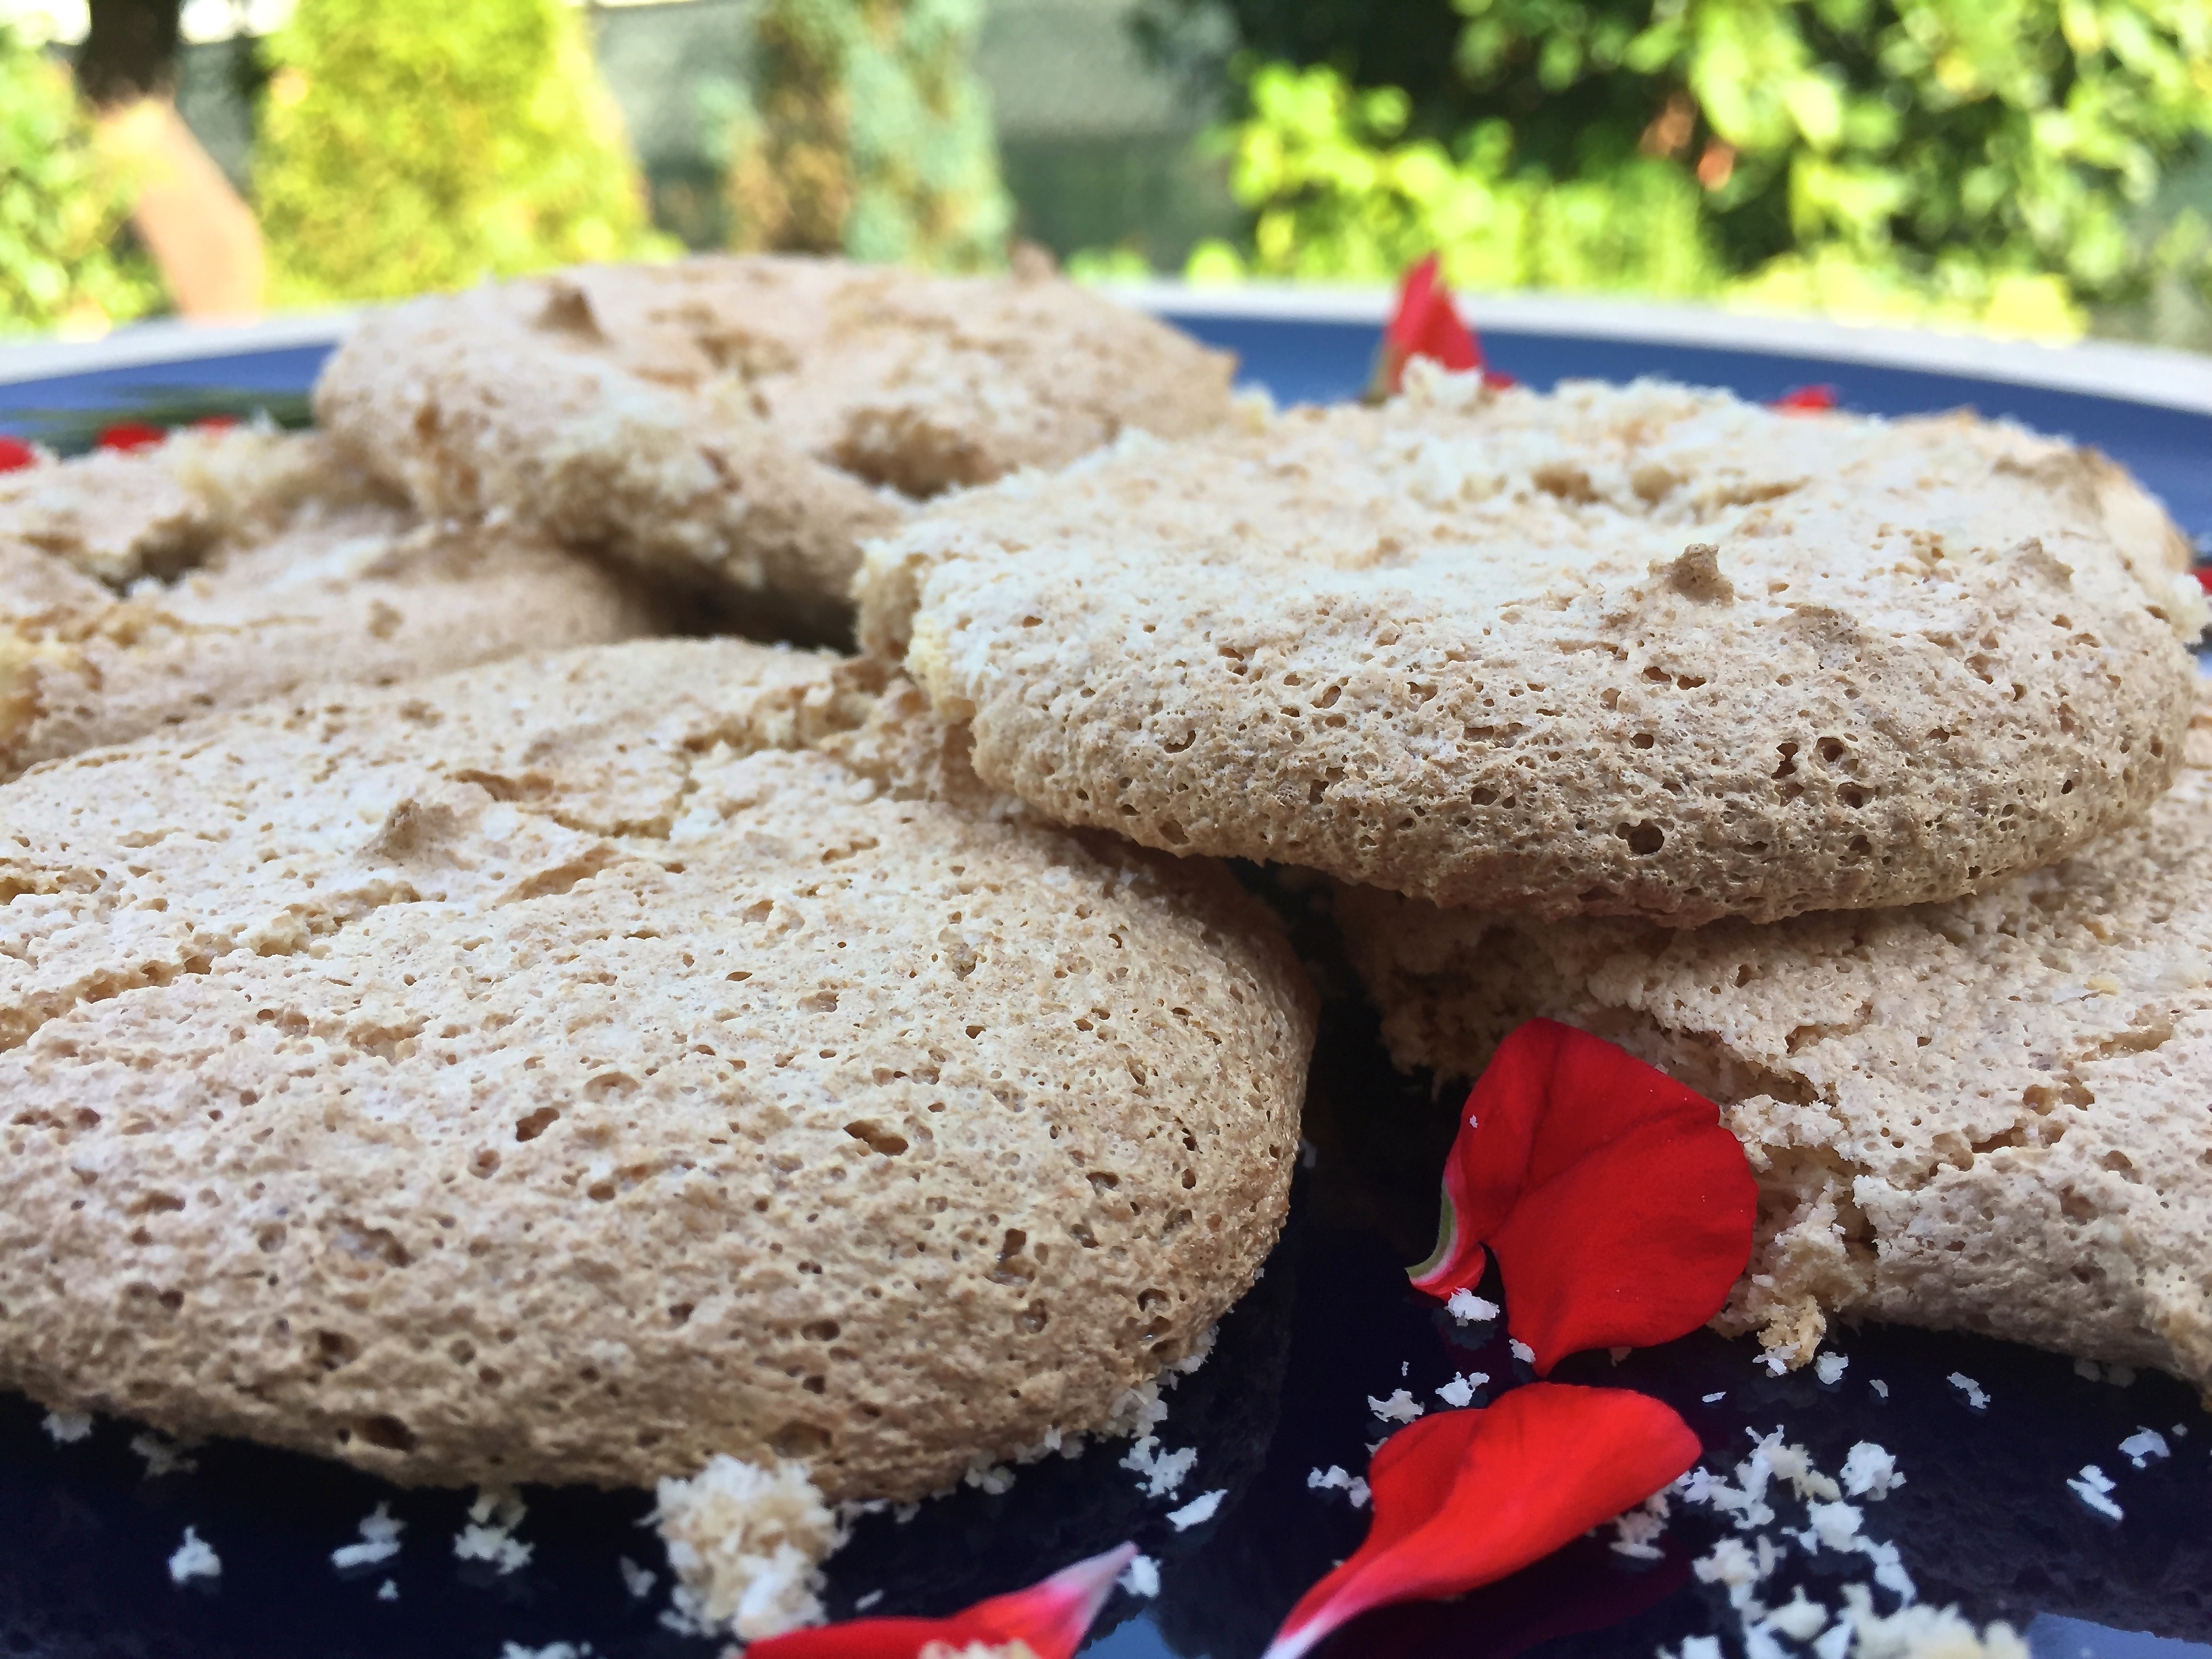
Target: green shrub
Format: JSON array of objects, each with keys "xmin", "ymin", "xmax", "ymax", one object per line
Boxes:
[
  {"xmin": 1179, "ymin": 0, "xmax": 2212, "ymax": 335},
  {"xmin": 727, "ymin": 0, "xmax": 1011, "ymax": 270},
  {"xmin": 253, "ymin": 0, "xmax": 670, "ymax": 304},
  {"xmin": 0, "ymin": 23, "xmax": 159, "ymax": 336}
]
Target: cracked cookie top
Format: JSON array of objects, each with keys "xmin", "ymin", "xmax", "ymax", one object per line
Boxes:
[
  {"xmin": 0, "ymin": 640, "xmax": 1313, "ymax": 1500},
  {"xmin": 860, "ymin": 371, "xmax": 2202, "ymax": 925},
  {"xmin": 0, "ymin": 424, "xmax": 663, "ymax": 780},
  {"xmin": 312, "ymin": 255, "xmax": 1238, "ymax": 640},
  {"xmin": 1338, "ymin": 686, "xmax": 2212, "ymax": 1393}
]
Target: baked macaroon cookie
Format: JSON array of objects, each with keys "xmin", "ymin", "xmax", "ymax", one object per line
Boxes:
[
  {"xmin": 312, "ymin": 256, "xmax": 1238, "ymax": 638},
  {"xmin": 860, "ymin": 371, "xmax": 2203, "ymax": 926},
  {"xmin": 1338, "ymin": 687, "xmax": 2212, "ymax": 1393},
  {"xmin": 0, "ymin": 642, "xmax": 1312, "ymax": 1500},
  {"xmin": 0, "ymin": 424, "xmax": 662, "ymax": 779}
]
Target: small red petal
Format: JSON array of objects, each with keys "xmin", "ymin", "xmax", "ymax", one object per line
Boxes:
[
  {"xmin": 1409, "ymin": 1019, "xmax": 1756, "ymax": 1372},
  {"xmin": 96, "ymin": 422, "xmax": 168, "ymax": 453},
  {"xmin": 192, "ymin": 414, "xmax": 242, "ymax": 431},
  {"xmin": 1262, "ymin": 1384, "xmax": 1700, "ymax": 1659},
  {"xmin": 0, "ymin": 436, "xmax": 37, "ymax": 473},
  {"xmin": 2193, "ymin": 568, "xmax": 2212, "ymax": 595},
  {"xmin": 748, "ymin": 1542, "xmax": 1134, "ymax": 1659},
  {"xmin": 1374, "ymin": 255, "xmax": 1486, "ymax": 396},
  {"xmin": 1481, "ymin": 371, "xmax": 1519, "ymax": 390},
  {"xmin": 1769, "ymin": 384, "xmax": 1837, "ymax": 413}
]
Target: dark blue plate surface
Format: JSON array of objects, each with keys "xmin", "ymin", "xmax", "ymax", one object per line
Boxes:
[{"xmin": 1, "ymin": 316, "xmax": 2208, "ymax": 1659}]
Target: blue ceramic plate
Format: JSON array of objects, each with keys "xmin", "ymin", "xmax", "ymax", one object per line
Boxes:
[{"xmin": 1, "ymin": 314, "xmax": 2207, "ymax": 1659}]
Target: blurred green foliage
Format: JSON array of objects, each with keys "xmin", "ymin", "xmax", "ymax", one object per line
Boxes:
[
  {"xmin": 1168, "ymin": 0, "xmax": 2212, "ymax": 335},
  {"xmin": 0, "ymin": 22, "xmax": 159, "ymax": 336},
  {"xmin": 253, "ymin": 0, "xmax": 670, "ymax": 304},
  {"xmin": 725, "ymin": 0, "xmax": 1011, "ymax": 269}
]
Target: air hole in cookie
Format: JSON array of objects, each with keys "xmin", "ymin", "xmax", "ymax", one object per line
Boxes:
[
  {"xmin": 1841, "ymin": 787, "xmax": 1867, "ymax": 808},
  {"xmin": 1631, "ymin": 733, "xmax": 1655, "ymax": 750},
  {"xmin": 1774, "ymin": 742, "xmax": 1799, "ymax": 778},
  {"xmin": 1817, "ymin": 737, "xmax": 1847, "ymax": 764},
  {"xmin": 1848, "ymin": 836, "xmax": 1872, "ymax": 856},
  {"xmin": 587, "ymin": 1181, "xmax": 617, "ymax": 1202},
  {"xmin": 801, "ymin": 991, "xmax": 838, "ymax": 1013},
  {"xmin": 1623, "ymin": 822, "xmax": 1664, "ymax": 855},
  {"xmin": 802, "ymin": 1319, "xmax": 840, "ymax": 1342},
  {"xmin": 257, "ymin": 1223, "xmax": 286, "ymax": 1253},
  {"xmin": 844, "ymin": 1121, "xmax": 909, "ymax": 1156},
  {"xmin": 1088, "ymin": 1171, "xmax": 1120, "ymax": 1193},
  {"xmin": 2100, "ymin": 1150, "xmax": 2140, "ymax": 1181},
  {"xmin": 471, "ymin": 1149, "xmax": 501, "ymax": 1178},
  {"xmin": 1021, "ymin": 1301, "xmax": 1050, "ymax": 1334},
  {"xmin": 356, "ymin": 1415, "xmax": 417, "ymax": 1453},
  {"xmin": 802, "ymin": 1375, "xmax": 826, "ymax": 1394},
  {"xmin": 316, "ymin": 1330, "xmax": 361, "ymax": 1370},
  {"xmin": 769, "ymin": 1421, "xmax": 834, "ymax": 1458},
  {"xmin": 514, "ymin": 1107, "xmax": 559, "ymax": 1143}
]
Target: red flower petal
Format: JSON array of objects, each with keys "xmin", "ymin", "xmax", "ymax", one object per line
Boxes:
[
  {"xmin": 1372, "ymin": 254, "xmax": 1486, "ymax": 397},
  {"xmin": 192, "ymin": 414, "xmax": 242, "ymax": 431},
  {"xmin": 1769, "ymin": 384, "xmax": 1837, "ymax": 414},
  {"xmin": 96, "ymin": 422, "xmax": 168, "ymax": 453},
  {"xmin": 748, "ymin": 1542, "xmax": 1134, "ymax": 1659},
  {"xmin": 1409, "ymin": 1019, "xmax": 1755, "ymax": 1372},
  {"xmin": 2193, "ymin": 567, "xmax": 2212, "ymax": 595},
  {"xmin": 0, "ymin": 436, "xmax": 37, "ymax": 473},
  {"xmin": 1261, "ymin": 1384, "xmax": 1700, "ymax": 1659}
]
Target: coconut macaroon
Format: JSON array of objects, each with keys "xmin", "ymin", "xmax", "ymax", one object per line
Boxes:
[
  {"xmin": 0, "ymin": 424, "xmax": 662, "ymax": 779},
  {"xmin": 1338, "ymin": 691, "xmax": 2212, "ymax": 1393},
  {"xmin": 0, "ymin": 640, "xmax": 1313, "ymax": 1500},
  {"xmin": 312, "ymin": 256, "xmax": 1239, "ymax": 637},
  {"xmin": 859, "ymin": 369, "xmax": 2202, "ymax": 926}
]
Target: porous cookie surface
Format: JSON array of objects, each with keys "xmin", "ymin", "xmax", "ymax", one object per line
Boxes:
[
  {"xmin": 861, "ymin": 373, "xmax": 2200, "ymax": 925},
  {"xmin": 0, "ymin": 428, "xmax": 661, "ymax": 778},
  {"xmin": 1339, "ymin": 691, "xmax": 2212, "ymax": 1393},
  {"xmin": 313, "ymin": 256, "xmax": 1237, "ymax": 635},
  {"xmin": 0, "ymin": 642, "xmax": 1312, "ymax": 1499}
]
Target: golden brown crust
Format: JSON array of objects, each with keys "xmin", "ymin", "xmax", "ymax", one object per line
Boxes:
[
  {"xmin": 1338, "ymin": 685, "xmax": 2212, "ymax": 1389},
  {"xmin": 312, "ymin": 256, "xmax": 1238, "ymax": 634},
  {"xmin": 864, "ymin": 373, "xmax": 2198, "ymax": 926},
  {"xmin": 0, "ymin": 640, "xmax": 1313, "ymax": 1499}
]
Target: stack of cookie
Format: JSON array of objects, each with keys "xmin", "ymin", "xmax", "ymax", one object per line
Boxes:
[
  {"xmin": 0, "ymin": 259, "xmax": 1302, "ymax": 1506},
  {"xmin": 2, "ymin": 252, "xmax": 2205, "ymax": 1530},
  {"xmin": 855, "ymin": 361, "xmax": 2212, "ymax": 1399}
]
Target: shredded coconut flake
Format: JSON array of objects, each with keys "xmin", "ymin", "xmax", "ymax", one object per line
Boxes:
[
  {"xmin": 1703, "ymin": 1391, "xmax": 1727, "ymax": 1404},
  {"xmin": 618, "ymin": 1557, "xmax": 657, "ymax": 1599},
  {"xmin": 1368, "ymin": 1389, "xmax": 1424, "ymax": 1425},
  {"xmin": 1839, "ymin": 1585, "xmax": 2026, "ymax": 1659},
  {"xmin": 40, "ymin": 1411, "xmax": 91, "ymax": 1444},
  {"xmin": 1444, "ymin": 1289, "xmax": 1500, "ymax": 1325},
  {"xmin": 1945, "ymin": 1374, "xmax": 1988, "ymax": 1412},
  {"xmin": 1509, "ymin": 1338, "xmax": 1536, "ymax": 1365},
  {"xmin": 1869, "ymin": 1380, "xmax": 1889, "ymax": 1399},
  {"xmin": 167, "ymin": 1527, "xmax": 221, "ymax": 1586},
  {"xmin": 1611, "ymin": 1492, "xmax": 1670, "ymax": 1560},
  {"xmin": 854, "ymin": 1590, "xmax": 884, "ymax": 1612},
  {"xmin": 1841, "ymin": 1443, "xmax": 1904, "ymax": 1500},
  {"xmin": 2119, "ymin": 1428, "xmax": 2170, "ymax": 1468},
  {"xmin": 1166, "ymin": 1489, "xmax": 1225, "ymax": 1531},
  {"xmin": 2066, "ymin": 1465, "xmax": 2123, "ymax": 1521},
  {"xmin": 1120, "ymin": 1437, "xmax": 1199, "ymax": 1499},
  {"xmin": 332, "ymin": 1502, "xmax": 406, "ymax": 1570},
  {"xmin": 652, "ymin": 1455, "xmax": 844, "ymax": 1641},
  {"xmin": 1815, "ymin": 1353, "xmax": 1849, "ymax": 1386},
  {"xmin": 377, "ymin": 1579, "xmax": 398, "ymax": 1601},
  {"xmin": 455, "ymin": 1491, "xmax": 533, "ymax": 1576},
  {"xmin": 1118, "ymin": 1554, "xmax": 1161, "ymax": 1599},
  {"xmin": 1435, "ymin": 1371, "xmax": 1487, "ymax": 1408},
  {"xmin": 499, "ymin": 1644, "xmax": 591, "ymax": 1659},
  {"xmin": 131, "ymin": 1431, "xmax": 199, "ymax": 1478}
]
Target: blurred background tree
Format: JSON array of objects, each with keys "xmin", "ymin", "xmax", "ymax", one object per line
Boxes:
[
  {"xmin": 0, "ymin": 18, "xmax": 158, "ymax": 335},
  {"xmin": 725, "ymin": 0, "xmax": 1012, "ymax": 268},
  {"xmin": 252, "ymin": 0, "xmax": 669, "ymax": 304},
  {"xmin": 1149, "ymin": 0, "xmax": 2212, "ymax": 336}
]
